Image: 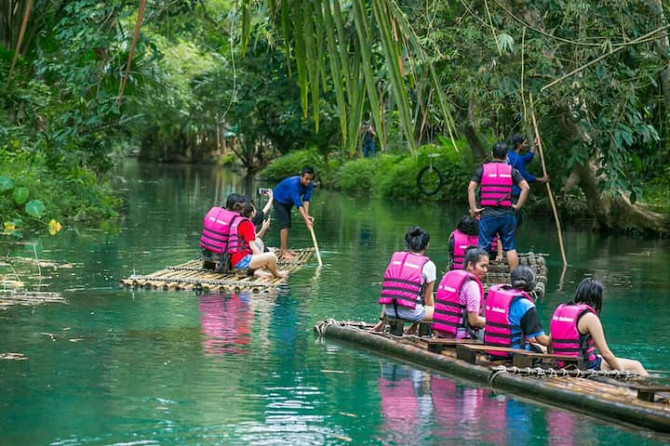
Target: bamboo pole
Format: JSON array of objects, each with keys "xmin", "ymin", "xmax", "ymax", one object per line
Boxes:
[
  {"xmin": 309, "ymin": 227, "xmax": 323, "ymax": 267},
  {"xmin": 529, "ymin": 94, "xmax": 568, "ymax": 267},
  {"xmin": 118, "ymin": 0, "xmax": 146, "ymax": 105},
  {"xmin": 6, "ymin": 0, "xmax": 33, "ymax": 88}
]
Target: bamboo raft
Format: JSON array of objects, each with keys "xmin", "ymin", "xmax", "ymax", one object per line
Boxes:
[
  {"xmin": 484, "ymin": 251, "xmax": 548, "ymax": 298},
  {"xmin": 314, "ymin": 319, "xmax": 670, "ymax": 433},
  {"xmin": 118, "ymin": 248, "xmax": 315, "ymax": 293}
]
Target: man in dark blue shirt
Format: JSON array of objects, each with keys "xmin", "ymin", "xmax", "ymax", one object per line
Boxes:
[
  {"xmin": 272, "ymin": 166, "xmax": 315, "ymax": 260},
  {"xmin": 506, "ymin": 133, "xmax": 549, "ymax": 199}
]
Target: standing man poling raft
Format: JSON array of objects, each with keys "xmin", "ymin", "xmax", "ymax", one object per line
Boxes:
[
  {"xmin": 468, "ymin": 142, "xmax": 529, "ymax": 271},
  {"xmin": 272, "ymin": 166, "xmax": 315, "ymax": 260}
]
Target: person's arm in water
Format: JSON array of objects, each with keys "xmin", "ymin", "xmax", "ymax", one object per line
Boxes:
[{"xmin": 578, "ymin": 312, "xmax": 622, "ymax": 371}]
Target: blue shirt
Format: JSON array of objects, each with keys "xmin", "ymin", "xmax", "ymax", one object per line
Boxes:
[
  {"xmin": 509, "ymin": 297, "xmax": 545, "ymax": 341},
  {"xmin": 273, "ymin": 176, "xmax": 313, "ymax": 208},
  {"xmin": 506, "ymin": 151, "xmax": 536, "ymax": 197}
]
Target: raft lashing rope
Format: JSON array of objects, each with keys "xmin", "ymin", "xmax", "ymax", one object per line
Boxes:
[{"xmin": 489, "ymin": 365, "xmax": 640, "ymax": 382}]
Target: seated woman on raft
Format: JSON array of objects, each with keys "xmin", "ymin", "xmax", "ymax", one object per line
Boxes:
[
  {"xmin": 432, "ymin": 247, "xmax": 489, "ymax": 340},
  {"xmin": 371, "ymin": 226, "xmax": 436, "ymax": 334},
  {"xmin": 232, "ymin": 199, "xmax": 288, "ymax": 279},
  {"xmin": 550, "ymin": 277, "xmax": 647, "ymax": 375},
  {"xmin": 448, "ymin": 215, "xmax": 502, "ymax": 271},
  {"xmin": 484, "ymin": 265, "xmax": 549, "ymax": 359}
]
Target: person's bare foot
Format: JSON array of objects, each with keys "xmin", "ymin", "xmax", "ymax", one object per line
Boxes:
[
  {"xmin": 275, "ymin": 270, "xmax": 289, "ymax": 279},
  {"xmin": 281, "ymin": 251, "xmax": 296, "ymax": 260},
  {"xmin": 254, "ymin": 269, "xmax": 273, "ymax": 279}
]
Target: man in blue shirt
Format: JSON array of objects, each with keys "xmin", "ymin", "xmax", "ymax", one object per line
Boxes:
[
  {"xmin": 273, "ymin": 166, "xmax": 315, "ymax": 260},
  {"xmin": 506, "ymin": 133, "xmax": 549, "ymax": 200}
]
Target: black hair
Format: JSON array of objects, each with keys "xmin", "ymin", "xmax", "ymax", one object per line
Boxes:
[
  {"xmin": 456, "ymin": 215, "xmax": 478, "ymax": 236},
  {"xmin": 405, "ymin": 225, "xmax": 430, "ymax": 252},
  {"xmin": 510, "ymin": 265, "xmax": 537, "ymax": 292},
  {"xmin": 463, "ymin": 247, "xmax": 489, "ymax": 270},
  {"xmin": 237, "ymin": 199, "xmax": 255, "ymax": 218},
  {"xmin": 510, "ymin": 133, "xmax": 526, "ymax": 148},
  {"xmin": 301, "ymin": 166, "xmax": 315, "ymax": 176},
  {"xmin": 573, "ymin": 277, "xmax": 603, "ymax": 314},
  {"xmin": 492, "ymin": 142, "xmax": 508, "ymax": 159},
  {"xmin": 225, "ymin": 193, "xmax": 246, "ymax": 210}
]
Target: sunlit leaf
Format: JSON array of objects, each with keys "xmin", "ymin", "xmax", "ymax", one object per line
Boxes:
[
  {"xmin": 48, "ymin": 219, "xmax": 63, "ymax": 235},
  {"xmin": 0, "ymin": 175, "xmax": 14, "ymax": 192},
  {"xmin": 25, "ymin": 200, "xmax": 45, "ymax": 218}
]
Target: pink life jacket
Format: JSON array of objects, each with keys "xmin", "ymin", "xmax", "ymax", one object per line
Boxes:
[
  {"xmin": 200, "ymin": 207, "xmax": 242, "ymax": 254},
  {"xmin": 450, "ymin": 230, "xmax": 478, "ymax": 270},
  {"xmin": 480, "ymin": 162, "xmax": 513, "ymax": 207},
  {"xmin": 378, "ymin": 252, "xmax": 429, "ymax": 310},
  {"xmin": 484, "ymin": 285, "xmax": 534, "ymax": 359},
  {"xmin": 228, "ymin": 215, "xmax": 251, "ymax": 255},
  {"xmin": 432, "ymin": 270, "xmax": 483, "ymax": 338},
  {"xmin": 549, "ymin": 304, "xmax": 598, "ymax": 367}
]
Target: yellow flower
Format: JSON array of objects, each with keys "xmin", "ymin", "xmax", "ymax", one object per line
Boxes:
[{"xmin": 48, "ymin": 219, "xmax": 63, "ymax": 235}]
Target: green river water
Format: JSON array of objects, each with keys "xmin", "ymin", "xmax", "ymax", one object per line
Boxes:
[{"xmin": 1, "ymin": 161, "xmax": 669, "ymax": 445}]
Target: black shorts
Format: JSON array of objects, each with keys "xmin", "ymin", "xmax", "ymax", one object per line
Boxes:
[{"xmin": 273, "ymin": 200, "xmax": 293, "ymax": 229}]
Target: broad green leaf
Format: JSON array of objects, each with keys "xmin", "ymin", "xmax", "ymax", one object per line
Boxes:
[
  {"xmin": 0, "ymin": 175, "xmax": 14, "ymax": 192},
  {"xmin": 12, "ymin": 186, "xmax": 29, "ymax": 205},
  {"xmin": 25, "ymin": 200, "xmax": 45, "ymax": 218}
]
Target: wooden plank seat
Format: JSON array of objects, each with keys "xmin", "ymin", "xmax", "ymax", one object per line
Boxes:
[
  {"xmin": 629, "ymin": 385, "xmax": 670, "ymax": 402},
  {"xmin": 416, "ymin": 337, "xmax": 483, "ymax": 354},
  {"xmin": 455, "ymin": 343, "xmax": 583, "ymax": 368}
]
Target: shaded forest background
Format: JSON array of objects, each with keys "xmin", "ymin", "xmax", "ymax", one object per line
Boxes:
[{"xmin": 1, "ymin": 0, "xmax": 669, "ymax": 234}]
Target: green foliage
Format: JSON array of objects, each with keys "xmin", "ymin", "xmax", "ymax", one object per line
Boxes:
[
  {"xmin": 260, "ymin": 148, "xmax": 326, "ymax": 182},
  {"xmin": 336, "ymin": 158, "xmax": 387, "ymax": 196}
]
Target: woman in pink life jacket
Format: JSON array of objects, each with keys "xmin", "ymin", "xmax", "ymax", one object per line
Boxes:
[
  {"xmin": 432, "ymin": 247, "xmax": 489, "ymax": 339},
  {"xmin": 484, "ymin": 265, "xmax": 549, "ymax": 359},
  {"xmin": 448, "ymin": 215, "xmax": 502, "ymax": 271},
  {"xmin": 549, "ymin": 277, "xmax": 647, "ymax": 375},
  {"xmin": 371, "ymin": 226, "xmax": 436, "ymax": 333}
]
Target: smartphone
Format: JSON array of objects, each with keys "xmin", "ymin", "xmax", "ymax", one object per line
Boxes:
[{"xmin": 258, "ymin": 188, "xmax": 271, "ymax": 195}]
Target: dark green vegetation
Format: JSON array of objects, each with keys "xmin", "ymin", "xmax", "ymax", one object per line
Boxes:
[{"xmin": 1, "ymin": 1, "xmax": 669, "ymax": 233}]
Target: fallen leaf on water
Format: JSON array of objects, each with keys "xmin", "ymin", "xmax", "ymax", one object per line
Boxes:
[
  {"xmin": 68, "ymin": 338, "xmax": 84, "ymax": 342},
  {"xmin": 338, "ymin": 412, "xmax": 358, "ymax": 418},
  {"xmin": 0, "ymin": 353, "xmax": 27, "ymax": 360},
  {"xmin": 48, "ymin": 219, "xmax": 63, "ymax": 235},
  {"xmin": 332, "ymin": 435, "xmax": 352, "ymax": 442}
]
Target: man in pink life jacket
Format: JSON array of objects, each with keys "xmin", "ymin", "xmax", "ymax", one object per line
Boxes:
[
  {"xmin": 468, "ymin": 142, "xmax": 529, "ymax": 271},
  {"xmin": 484, "ymin": 265, "xmax": 549, "ymax": 359},
  {"xmin": 432, "ymin": 248, "xmax": 489, "ymax": 339},
  {"xmin": 371, "ymin": 226, "xmax": 436, "ymax": 333},
  {"xmin": 549, "ymin": 277, "xmax": 647, "ymax": 375}
]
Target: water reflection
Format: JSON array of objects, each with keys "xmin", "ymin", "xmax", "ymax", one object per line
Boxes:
[
  {"xmin": 198, "ymin": 292, "xmax": 254, "ymax": 355},
  {"xmin": 378, "ymin": 363, "xmax": 591, "ymax": 446}
]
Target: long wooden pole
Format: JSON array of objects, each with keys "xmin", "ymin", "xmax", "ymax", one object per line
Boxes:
[
  {"xmin": 309, "ymin": 227, "xmax": 323, "ymax": 266},
  {"xmin": 118, "ymin": 0, "xmax": 146, "ymax": 105},
  {"xmin": 6, "ymin": 0, "xmax": 33, "ymax": 88},
  {"xmin": 529, "ymin": 94, "xmax": 568, "ymax": 267}
]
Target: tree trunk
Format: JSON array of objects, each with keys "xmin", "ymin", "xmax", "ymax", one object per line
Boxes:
[
  {"xmin": 461, "ymin": 97, "xmax": 487, "ymax": 161},
  {"xmin": 649, "ymin": 0, "xmax": 670, "ymax": 112}
]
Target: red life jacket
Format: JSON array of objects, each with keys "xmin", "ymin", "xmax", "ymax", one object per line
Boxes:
[
  {"xmin": 378, "ymin": 252, "xmax": 429, "ymax": 310},
  {"xmin": 549, "ymin": 304, "xmax": 599, "ymax": 368},
  {"xmin": 199, "ymin": 207, "xmax": 242, "ymax": 254},
  {"xmin": 484, "ymin": 285, "xmax": 534, "ymax": 359},
  {"xmin": 480, "ymin": 162, "xmax": 513, "ymax": 207},
  {"xmin": 450, "ymin": 230, "xmax": 478, "ymax": 270},
  {"xmin": 432, "ymin": 270, "xmax": 483, "ymax": 338}
]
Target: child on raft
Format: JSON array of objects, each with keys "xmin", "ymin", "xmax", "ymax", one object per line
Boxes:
[{"xmin": 448, "ymin": 215, "xmax": 502, "ymax": 271}]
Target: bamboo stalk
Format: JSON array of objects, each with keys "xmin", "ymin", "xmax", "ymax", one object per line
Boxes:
[
  {"xmin": 118, "ymin": 0, "xmax": 146, "ymax": 105},
  {"xmin": 6, "ymin": 0, "xmax": 33, "ymax": 88},
  {"xmin": 309, "ymin": 227, "xmax": 323, "ymax": 267},
  {"xmin": 529, "ymin": 94, "xmax": 568, "ymax": 267}
]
